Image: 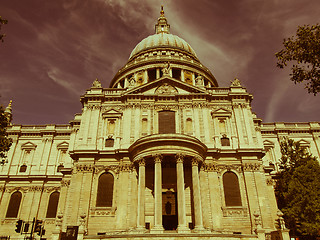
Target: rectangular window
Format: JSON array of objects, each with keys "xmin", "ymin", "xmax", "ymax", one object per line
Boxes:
[{"xmin": 159, "ymin": 111, "xmax": 175, "ymax": 134}]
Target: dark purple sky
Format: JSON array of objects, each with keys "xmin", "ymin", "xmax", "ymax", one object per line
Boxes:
[{"xmin": 1, "ymin": 0, "xmax": 319, "ymax": 124}]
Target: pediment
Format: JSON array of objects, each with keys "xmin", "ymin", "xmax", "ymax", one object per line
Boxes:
[
  {"xmin": 123, "ymin": 76, "xmax": 209, "ymax": 96},
  {"xmin": 21, "ymin": 141, "xmax": 37, "ymax": 150},
  {"xmin": 102, "ymin": 109, "xmax": 123, "ymax": 118},
  {"xmin": 263, "ymin": 140, "xmax": 274, "ymax": 147},
  {"xmin": 57, "ymin": 141, "xmax": 69, "ymax": 150},
  {"xmin": 297, "ymin": 139, "xmax": 310, "ymax": 147},
  {"xmin": 211, "ymin": 108, "xmax": 232, "ymax": 117}
]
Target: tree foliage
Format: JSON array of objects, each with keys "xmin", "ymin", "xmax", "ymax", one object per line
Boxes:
[
  {"xmin": 276, "ymin": 24, "xmax": 320, "ymax": 95},
  {"xmin": 0, "ymin": 105, "xmax": 12, "ymax": 163},
  {"xmin": 275, "ymin": 138, "xmax": 320, "ymax": 238},
  {"xmin": 0, "ymin": 16, "xmax": 8, "ymax": 42}
]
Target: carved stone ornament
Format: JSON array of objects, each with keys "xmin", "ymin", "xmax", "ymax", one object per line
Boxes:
[
  {"xmin": 266, "ymin": 178, "xmax": 274, "ymax": 186},
  {"xmin": 222, "ymin": 207, "xmax": 248, "ymax": 217},
  {"xmin": 119, "ymin": 163, "xmax": 133, "ymax": 172},
  {"xmin": 75, "ymin": 164, "xmax": 95, "ymax": 173},
  {"xmin": 155, "ymin": 83, "xmax": 178, "ymax": 95},
  {"xmin": 5, "ymin": 186, "xmax": 28, "ymax": 193},
  {"xmin": 90, "ymin": 207, "xmax": 116, "ymax": 216},
  {"xmin": 61, "ymin": 180, "xmax": 70, "ymax": 187},
  {"xmin": 0, "ymin": 186, "xmax": 4, "ymax": 192},
  {"xmin": 230, "ymin": 78, "xmax": 242, "ymax": 87},
  {"xmin": 92, "ymin": 78, "xmax": 102, "ymax": 88},
  {"xmin": 44, "ymin": 186, "xmax": 60, "ymax": 193},
  {"xmin": 205, "ymin": 164, "xmax": 242, "ymax": 173},
  {"xmin": 242, "ymin": 163, "xmax": 261, "ymax": 171},
  {"xmin": 28, "ymin": 186, "xmax": 43, "ymax": 192},
  {"xmin": 154, "ymin": 104, "xmax": 179, "ymax": 111},
  {"xmin": 94, "ymin": 165, "xmax": 119, "ymax": 174}
]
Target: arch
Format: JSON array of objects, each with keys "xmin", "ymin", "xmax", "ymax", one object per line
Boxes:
[
  {"xmin": 46, "ymin": 191, "xmax": 60, "ymax": 218},
  {"xmin": 6, "ymin": 191, "xmax": 22, "ymax": 218},
  {"xmin": 96, "ymin": 172, "xmax": 114, "ymax": 207},
  {"xmin": 223, "ymin": 171, "xmax": 241, "ymax": 206}
]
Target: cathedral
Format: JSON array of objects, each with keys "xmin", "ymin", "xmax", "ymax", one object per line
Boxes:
[{"xmin": 1, "ymin": 7, "xmax": 319, "ymax": 240}]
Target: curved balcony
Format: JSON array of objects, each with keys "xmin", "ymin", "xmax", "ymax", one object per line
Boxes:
[{"xmin": 129, "ymin": 133, "xmax": 207, "ymax": 162}]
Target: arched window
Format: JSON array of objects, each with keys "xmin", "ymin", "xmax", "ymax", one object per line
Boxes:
[
  {"xmin": 223, "ymin": 172, "xmax": 241, "ymax": 206},
  {"xmin": 19, "ymin": 165, "xmax": 27, "ymax": 172},
  {"xmin": 6, "ymin": 191, "xmax": 22, "ymax": 218},
  {"xmin": 96, "ymin": 173, "xmax": 114, "ymax": 207},
  {"xmin": 158, "ymin": 110, "xmax": 175, "ymax": 134},
  {"xmin": 46, "ymin": 192, "xmax": 60, "ymax": 218}
]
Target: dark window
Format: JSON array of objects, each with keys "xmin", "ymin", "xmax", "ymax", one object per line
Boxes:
[
  {"xmin": 105, "ymin": 138, "xmax": 114, "ymax": 147},
  {"xmin": 159, "ymin": 111, "xmax": 175, "ymax": 134},
  {"xmin": 46, "ymin": 191, "xmax": 60, "ymax": 218},
  {"xmin": 96, "ymin": 173, "xmax": 114, "ymax": 207},
  {"xmin": 221, "ymin": 137, "xmax": 230, "ymax": 146},
  {"xmin": 19, "ymin": 165, "xmax": 27, "ymax": 172},
  {"xmin": 172, "ymin": 68, "xmax": 181, "ymax": 80},
  {"xmin": 223, "ymin": 172, "xmax": 242, "ymax": 206},
  {"xmin": 6, "ymin": 191, "xmax": 22, "ymax": 218},
  {"xmin": 148, "ymin": 69, "xmax": 156, "ymax": 82},
  {"xmin": 57, "ymin": 164, "xmax": 64, "ymax": 172}
]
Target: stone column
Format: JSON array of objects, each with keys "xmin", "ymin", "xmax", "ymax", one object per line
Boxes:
[
  {"xmin": 152, "ymin": 154, "xmax": 164, "ymax": 232},
  {"xmin": 176, "ymin": 154, "xmax": 189, "ymax": 232},
  {"xmin": 191, "ymin": 158, "xmax": 204, "ymax": 231},
  {"xmin": 137, "ymin": 158, "xmax": 146, "ymax": 231}
]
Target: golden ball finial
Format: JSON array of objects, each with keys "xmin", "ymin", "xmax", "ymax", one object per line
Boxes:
[{"xmin": 160, "ymin": 5, "xmax": 164, "ymax": 16}]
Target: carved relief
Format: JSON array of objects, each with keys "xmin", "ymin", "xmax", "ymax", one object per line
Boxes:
[
  {"xmin": 222, "ymin": 207, "xmax": 248, "ymax": 217},
  {"xmin": 28, "ymin": 186, "xmax": 43, "ymax": 192},
  {"xmin": 44, "ymin": 186, "xmax": 60, "ymax": 193},
  {"xmin": 242, "ymin": 163, "xmax": 261, "ymax": 171},
  {"xmin": 266, "ymin": 178, "xmax": 274, "ymax": 186},
  {"xmin": 61, "ymin": 180, "xmax": 70, "ymax": 187},
  {"xmin": 205, "ymin": 164, "xmax": 242, "ymax": 173},
  {"xmin": 90, "ymin": 207, "xmax": 116, "ymax": 216},
  {"xmin": 155, "ymin": 83, "xmax": 178, "ymax": 95},
  {"xmin": 94, "ymin": 165, "xmax": 119, "ymax": 174},
  {"xmin": 75, "ymin": 164, "xmax": 95, "ymax": 173},
  {"xmin": 119, "ymin": 163, "xmax": 132, "ymax": 172},
  {"xmin": 5, "ymin": 186, "xmax": 28, "ymax": 193}
]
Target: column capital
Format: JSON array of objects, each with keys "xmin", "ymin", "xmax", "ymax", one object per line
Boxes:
[
  {"xmin": 137, "ymin": 157, "xmax": 146, "ymax": 166},
  {"xmin": 175, "ymin": 153, "xmax": 185, "ymax": 163},
  {"xmin": 153, "ymin": 154, "xmax": 163, "ymax": 163},
  {"xmin": 191, "ymin": 157, "xmax": 201, "ymax": 166}
]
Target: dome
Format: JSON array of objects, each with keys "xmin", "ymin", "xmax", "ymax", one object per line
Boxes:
[{"xmin": 129, "ymin": 33, "xmax": 197, "ymax": 59}]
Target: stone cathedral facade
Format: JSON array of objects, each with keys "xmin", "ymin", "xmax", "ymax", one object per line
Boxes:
[{"xmin": 1, "ymin": 8, "xmax": 320, "ymax": 240}]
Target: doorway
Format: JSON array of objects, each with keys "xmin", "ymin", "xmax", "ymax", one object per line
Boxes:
[{"xmin": 162, "ymin": 191, "xmax": 178, "ymax": 230}]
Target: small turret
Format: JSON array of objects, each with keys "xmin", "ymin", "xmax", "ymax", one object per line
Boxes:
[
  {"xmin": 155, "ymin": 6, "xmax": 170, "ymax": 34},
  {"xmin": 4, "ymin": 100, "xmax": 12, "ymax": 123}
]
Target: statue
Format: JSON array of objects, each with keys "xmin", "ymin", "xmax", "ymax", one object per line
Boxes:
[
  {"xmin": 195, "ymin": 75, "xmax": 204, "ymax": 86},
  {"xmin": 231, "ymin": 78, "xmax": 241, "ymax": 87},
  {"xmin": 128, "ymin": 77, "xmax": 136, "ymax": 87},
  {"xmin": 162, "ymin": 62, "xmax": 171, "ymax": 76},
  {"xmin": 92, "ymin": 78, "xmax": 102, "ymax": 88}
]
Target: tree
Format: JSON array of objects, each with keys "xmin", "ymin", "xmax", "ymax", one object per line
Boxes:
[
  {"xmin": 275, "ymin": 138, "xmax": 320, "ymax": 238},
  {"xmin": 0, "ymin": 16, "xmax": 8, "ymax": 42},
  {"xmin": 276, "ymin": 24, "xmax": 320, "ymax": 95},
  {"xmin": 0, "ymin": 105, "xmax": 12, "ymax": 164}
]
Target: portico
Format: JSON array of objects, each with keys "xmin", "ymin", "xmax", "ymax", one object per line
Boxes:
[{"xmin": 129, "ymin": 134, "xmax": 207, "ymax": 233}]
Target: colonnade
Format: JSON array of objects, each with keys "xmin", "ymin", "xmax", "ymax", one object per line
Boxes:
[{"xmin": 136, "ymin": 153, "xmax": 204, "ymax": 233}]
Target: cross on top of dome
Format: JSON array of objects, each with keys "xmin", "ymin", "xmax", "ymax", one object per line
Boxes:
[{"xmin": 155, "ymin": 6, "xmax": 170, "ymax": 34}]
